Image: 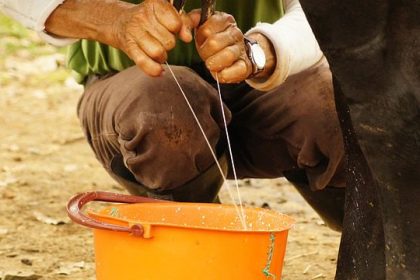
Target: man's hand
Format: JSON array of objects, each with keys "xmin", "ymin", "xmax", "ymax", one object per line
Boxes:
[
  {"xmin": 45, "ymin": 0, "xmax": 196, "ymax": 76},
  {"xmin": 112, "ymin": 0, "xmax": 195, "ymax": 76},
  {"xmin": 190, "ymin": 10, "xmax": 277, "ymax": 83},
  {"xmin": 191, "ymin": 11, "xmax": 253, "ymax": 83}
]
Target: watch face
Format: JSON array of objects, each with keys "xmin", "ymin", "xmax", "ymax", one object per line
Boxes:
[{"xmin": 250, "ymin": 44, "xmax": 266, "ymax": 70}]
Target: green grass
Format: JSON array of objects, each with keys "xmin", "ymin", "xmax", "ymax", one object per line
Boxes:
[
  {"xmin": 0, "ymin": 13, "xmax": 30, "ymax": 38},
  {"xmin": 0, "ymin": 13, "xmax": 66, "ymax": 63},
  {"xmin": 0, "ymin": 13, "xmax": 72, "ymax": 86}
]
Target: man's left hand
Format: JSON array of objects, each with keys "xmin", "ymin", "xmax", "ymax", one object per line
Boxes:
[{"xmin": 190, "ymin": 11, "xmax": 253, "ymax": 83}]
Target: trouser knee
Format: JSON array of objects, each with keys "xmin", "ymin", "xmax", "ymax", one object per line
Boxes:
[{"xmin": 113, "ymin": 66, "xmax": 228, "ymax": 190}]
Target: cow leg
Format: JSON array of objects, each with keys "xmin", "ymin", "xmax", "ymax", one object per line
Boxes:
[
  {"xmin": 333, "ymin": 79, "xmax": 385, "ymax": 279},
  {"xmin": 335, "ymin": 76, "xmax": 420, "ymax": 279},
  {"xmin": 284, "ymin": 169, "xmax": 345, "ymax": 232}
]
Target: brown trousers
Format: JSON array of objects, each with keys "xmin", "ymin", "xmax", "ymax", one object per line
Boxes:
[{"xmin": 78, "ymin": 59, "xmax": 345, "ymax": 203}]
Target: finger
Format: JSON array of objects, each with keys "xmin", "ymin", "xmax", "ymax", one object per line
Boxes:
[
  {"xmin": 188, "ymin": 9, "xmax": 201, "ymax": 28},
  {"xmin": 217, "ymin": 58, "xmax": 252, "ymax": 84},
  {"xmin": 144, "ymin": 14, "xmax": 177, "ymax": 51},
  {"xmin": 132, "ymin": 30, "xmax": 167, "ymax": 63},
  {"xmin": 199, "ymin": 26, "xmax": 243, "ymax": 60},
  {"xmin": 195, "ymin": 12, "xmax": 236, "ymax": 46},
  {"xmin": 179, "ymin": 12, "xmax": 194, "ymax": 43},
  {"xmin": 205, "ymin": 44, "xmax": 241, "ymax": 72},
  {"xmin": 126, "ymin": 40, "xmax": 164, "ymax": 76},
  {"xmin": 153, "ymin": 0, "xmax": 183, "ymax": 34}
]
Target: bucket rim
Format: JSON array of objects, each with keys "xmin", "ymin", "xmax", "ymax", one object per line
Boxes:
[{"xmin": 88, "ymin": 202, "xmax": 295, "ymax": 234}]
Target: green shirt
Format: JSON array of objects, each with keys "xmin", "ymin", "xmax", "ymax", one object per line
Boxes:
[{"xmin": 67, "ymin": 0, "xmax": 284, "ymax": 83}]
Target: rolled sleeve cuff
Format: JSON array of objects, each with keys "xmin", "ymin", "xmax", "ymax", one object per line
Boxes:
[
  {"xmin": 1, "ymin": 0, "xmax": 78, "ymax": 46},
  {"xmin": 38, "ymin": 31, "xmax": 78, "ymax": 47},
  {"xmin": 245, "ymin": 23, "xmax": 291, "ymax": 92},
  {"xmin": 244, "ymin": 0, "xmax": 323, "ymax": 92}
]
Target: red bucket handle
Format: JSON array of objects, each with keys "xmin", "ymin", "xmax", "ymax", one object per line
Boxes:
[{"xmin": 67, "ymin": 191, "xmax": 166, "ymax": 237}]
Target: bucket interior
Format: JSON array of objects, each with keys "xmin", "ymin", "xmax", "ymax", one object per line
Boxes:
[{"xmin": 89, "ymin": 202, "xmax": 294, "ymax": 232}]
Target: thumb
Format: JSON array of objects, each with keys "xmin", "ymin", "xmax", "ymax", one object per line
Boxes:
[
  {"xmin": 179, "ymin": 10, "xmax": 201, "ymax": 43},
  {"xmin": 188, "ymin": 9, "xmax": 202, "ymax": 28}
]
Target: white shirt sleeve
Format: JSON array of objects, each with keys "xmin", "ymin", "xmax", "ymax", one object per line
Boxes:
[
  {"xmin": 245, "ymin": 0, "xmax": 324, "ymax": 91},
  {"xmin": 0, "ymin": 0, "xmax": 77, "ymax": 46}
]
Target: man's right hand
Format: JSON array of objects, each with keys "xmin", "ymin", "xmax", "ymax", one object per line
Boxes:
[
  {"xmin": 45, "ymin": 0, "xmax": 196, "ymax": 76},
  {"xmin": 112, "ymin": 0, "xmax": 195, "ymax": 76}
]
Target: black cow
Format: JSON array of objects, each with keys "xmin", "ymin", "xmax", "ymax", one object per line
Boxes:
[{"xmin": 299, "ymin": 0, "xmax": 420, "ymax": 279}]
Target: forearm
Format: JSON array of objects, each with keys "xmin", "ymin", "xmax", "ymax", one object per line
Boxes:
[
  {"xmin": 2, "ymin": 0, "xmax": 191, "ymax": 76},
  {"xmin": 45, "ymin": 0, "xmax": 134, "ymax": 49}
]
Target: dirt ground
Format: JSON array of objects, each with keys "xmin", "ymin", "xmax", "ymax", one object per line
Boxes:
[{"xmin": 0, "ymin": 15, "xmax": 341, "ymax": 280}]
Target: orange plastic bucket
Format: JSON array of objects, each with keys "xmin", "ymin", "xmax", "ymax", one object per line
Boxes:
[{"xmin": 67, "ymin": 192, "xmax": 294, "ymax": 280}]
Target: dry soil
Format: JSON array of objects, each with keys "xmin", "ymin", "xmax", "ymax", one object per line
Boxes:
[{"xmin": 0, "ymin": 17, "xmax": 341, "ymax": 280}]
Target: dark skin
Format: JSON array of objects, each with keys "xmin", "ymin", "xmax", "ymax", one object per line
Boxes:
[
  {"xmin": 190, "ymin": 10, "xmax": 276, "ymax": 83},
  {"xmin": 45, "ymin": 0, "xmax": 276, "ymax": 82}
]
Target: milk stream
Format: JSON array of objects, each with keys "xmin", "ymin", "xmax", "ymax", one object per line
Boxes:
[{"xmin": 166, "ymin": 62, "xmax": 247, "ymax": 230}]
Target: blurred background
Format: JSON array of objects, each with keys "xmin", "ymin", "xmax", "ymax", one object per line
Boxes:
[{"xmin": 0, "ymin": 13, "xmax": 340, "ymax": 280}]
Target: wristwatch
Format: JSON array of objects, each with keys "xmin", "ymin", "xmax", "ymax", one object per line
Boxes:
[{"xmin": 244, "ymin": 37, "xmax": 266, "ymax": 77}]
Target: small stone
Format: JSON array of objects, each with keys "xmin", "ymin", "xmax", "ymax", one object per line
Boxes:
[
  {"xmin": 7, "ymin": 145, "xmax": 20, "ymax": 152},
  {"xmin": 243, "ymin": 179, "xmax": 252, "ymax": 186},
  {"xmin": 33, "ymin": 211, "xmax": 68, "ymax": 225},
  {"xmin": 12, "ymin": 156, "xmax": 23, "ymax": 162},
  {"xmin": 63, "ymin": 164, "xmax": 78, "ymax": 173},
  {"xmin": 54, "ymin": 261, "xmax": 89, "ymax": 275},
  {"xmin": 21, "ymin": 259, "xmax": 33, "ymax": 266},
  {"xmin": 0, "ymin": 227, "xmax": 9, "ymax": 235},
  {"xmin": 21, "ymin": 249, "xmax": 39, "ymax": 254},
  {"xmin": 3, "ymin": 273, "xmax": 41, "ymax": 280},
  {"xmin": 261, "ymin": 202, "xmax": 271, "ymax": 209},
  {"xmin": 64, "ymin": 77, "xmax": 84, "ymax": 90},
  {"xmin": 1, "ymin": 190, "xmax": 15, "ymax": 199},
  {"xmin": 0, "ymin": 176, "xmax": 18, "ymax": 187},
  {"xmin": 31, "ymin": 90, "xmax": 46, "ymax": 100},
  {"xmin": 111, "ymin": 184, "xmax": 123, "ymax": 191},
  {"xmin": 277, "ymin": 198, "xmax": 287, "ymax": 204}
]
